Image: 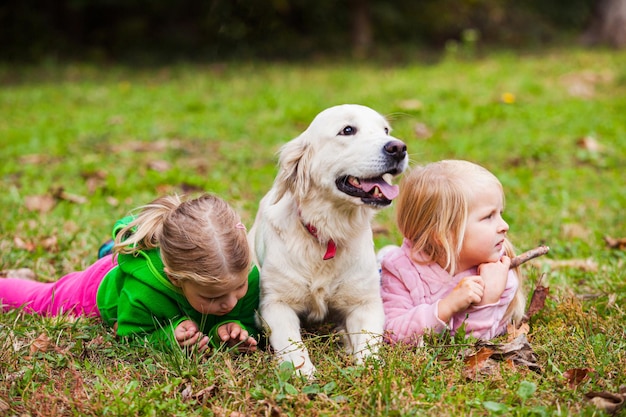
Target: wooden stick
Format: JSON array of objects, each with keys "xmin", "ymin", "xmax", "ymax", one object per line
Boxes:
[{"xmin": 510, "ymin": 245, "xmax": 550, "ymax": 268}]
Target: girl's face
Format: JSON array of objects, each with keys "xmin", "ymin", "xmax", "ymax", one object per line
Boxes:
[
  {"xmin": 458, "ymin": 185, "xmax": 509, "ymax": 272},
  {"xmin": 175, "ymin": 274, "xmax": 249, "ymax": 316}
]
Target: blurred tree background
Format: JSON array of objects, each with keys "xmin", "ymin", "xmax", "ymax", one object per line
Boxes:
[{"xmin": 1, "ymin": 0, "xmax": 624, "ymax": 63}]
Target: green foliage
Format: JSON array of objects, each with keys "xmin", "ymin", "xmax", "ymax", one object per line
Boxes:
[
  {"xmin": 0, "ymin": 0, "xmax": 595, "ymax": 62},
  {"xmin": 1, "ymin": 48, "xmax": 626, "ymax": 415}
]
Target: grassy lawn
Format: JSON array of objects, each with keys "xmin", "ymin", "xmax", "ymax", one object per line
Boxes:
[{"xmin": 1, "ymin": 47, "xmax": 625, "ymax": 416}]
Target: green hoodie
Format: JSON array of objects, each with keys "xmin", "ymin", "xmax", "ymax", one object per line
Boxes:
[{"xmin": 96, "ymin": 216, "xmax": 260, "ymax": 350}]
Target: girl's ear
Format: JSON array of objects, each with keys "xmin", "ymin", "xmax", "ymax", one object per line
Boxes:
[{"xmin": 164, "ymin": 267, "xmax": 182, "ymax": 287}]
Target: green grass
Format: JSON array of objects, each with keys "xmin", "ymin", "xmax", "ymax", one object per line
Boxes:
[{"xmin": 1, "ymin": 47, "xmax": 625, "ymax": 416}]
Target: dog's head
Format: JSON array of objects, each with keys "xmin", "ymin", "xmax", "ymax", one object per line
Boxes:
[{"xmin": 273, "ymin": 104, "xmax": 408, "ymax": 208}]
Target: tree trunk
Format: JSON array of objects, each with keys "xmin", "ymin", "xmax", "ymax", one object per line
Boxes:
[
  {"xmin": 582, "ymin": 0, "xmax": 626, "ymax": 48},
  {"xmin": 349, "ymin": 0, "xmax": 372, "ymax": 58}
]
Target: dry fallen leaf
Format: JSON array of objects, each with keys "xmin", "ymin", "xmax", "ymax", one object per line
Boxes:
[
  {"xmin": 560, "ymin": 71, "xmax": 613, "ymax": 99},
  {"xmin": 462, "ymin": 334, "xmax": 541, "ymax": 380},
  {"xmin": 192, "ymin": 385, "xmax": 217, "ymax": 402},
  {"xmin": 413, "ymin": 122, "xmax": 432, "ymax": 139},
  {"xmin": 397, "ymin": 99, "xmax": 423, "ymax": 111},
  {"xmin": 181, "ymin": 383, "xmax": 217, "ymax": 403},
  {"xmin": 40, "ymin": 235, "xmax": 59, "ymax": 252},
  {"xmin": 14, "ymin": 236, "xmax": 36, "ymax": 252},
  {"xmin": 507, "ymin": 322, "xmax": 530, "ymax": 341},
  {"xmin": 24, "ymin": 194, "xmax": 56, "ymax": 213},
  {"xmin": 181, "ymin": 384, "xmax": 194, "ymax": 401},
  {"xmin": 52, "ymin": 187, "xmax": 88, "ymax": 204},
  {"xmin": 562, "ymin": 223, "xmax": 591, "ymax": 240},
  {"xmin": 526, "ymin": 274, "xmax": 549, "ymax": 320},
  {"xmin": 1, "ymin": 268, "xmax": 36, "ymax": 280},
  {"xmin": 564, "ymin": 367, "xmax": 595, "ymax": 389},
  {"xmin": 585, "ymin": 390, "xmax": 624, "ymax": 415},
  {"xmin": 148, "ymin": 160, "xmax": 171, "ymax": 172},
  {"xmin": 463, "ymin": 347, "xmax": 496, "ymax": 380},
  {"xmin": 30, "ymin": 333, "xmax": 51, "ymax": 354},
  {"xmin": 604, "ymin": 236, "xmax": 626, "ymax": 250},
  {"xmin": 576, "ymin": 136, "xmax": 604, "ymax": 153}
]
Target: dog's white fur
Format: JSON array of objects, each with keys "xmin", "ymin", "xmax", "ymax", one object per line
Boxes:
[{"xmin": 249, "ymin": 104, "xmax": 408, "ymax": 377}]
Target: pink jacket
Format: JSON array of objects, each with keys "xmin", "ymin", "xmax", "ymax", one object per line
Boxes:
[{"xmin": 380, "ymin": 239, "xmax": 519, "ymax": 345}]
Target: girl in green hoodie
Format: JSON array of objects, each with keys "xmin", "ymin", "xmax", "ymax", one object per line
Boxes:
[{"xmin": 0, "ymin": 194, "xmax": 260, "ymax": 353}]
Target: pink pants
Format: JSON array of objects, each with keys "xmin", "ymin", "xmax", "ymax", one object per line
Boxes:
[{"xmin": 0, "ymin": 255, "xmax": 117, "ymax": 317}]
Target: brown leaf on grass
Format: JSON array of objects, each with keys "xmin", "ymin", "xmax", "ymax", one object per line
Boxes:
[
  {"xmin": 86, "ymin": 335, "xmax": 109, "ymax": 349},
  {"xmin": 30, "ymin": 333, "xmax": 51, "ymax": 354},
  {"xmin": 24, "ymin": 194, "xmax": 56, "ymax": 213},
  {"xmin": 483, "ymin": 334, "xmax": 541, "ymax": 372},
  {"xmin": 413, "ymin": 122, "xmax": 432, "ymax": 139},
  {"xmin": 463, "ymin": 333, "xmax": 541, "ymax": 381},
  {"xmin": 40, "ymin": 235, "xmax": 59, "ymax": 252},
  {"xmin": 193, "ymin": 385, "xmax": 218, "ymax": 402},
  {"xmin": 148, "ymin": 159, "xmax": 171, "ymax": 172},
  {"xmin": 397, "ymin": 99, "xmax": 423, "ymax": 111},
  {"xmin": 526, "ymin": 273, "xmax": 549, "ymax": 320},
  {"xmin": 181, "ymin": 383, "xmax": 217, "ymax": 403},
  {"xmin": 562, "ymin": 223, "xmax": 591, "ymax": 240},
  {"xmin": 1, "ymin": 267, "xmax": 36, "ymax": 280},
  {"xmin": 564, "ymin": 368, "xmax": 595, "ymax": 389},
  {"xmin": 463, "ymin": 347, "xmax": 497, "ymax": 380},
  {"xmin": 51, "ymin": 186, "xmax": 88, "ymax": 204},
  {"xmin": 179, "ymin": 182, "xmax": 206, "ymax": 194},
  {"xmin": 604, "ymin": 236, "xmax": 626, "ymax": 250},
  {"xmin": 181, "ymin": 384, "xmax": 194, "ymax": 401},
  {"xmin": 13, "ymin": 235, "xmax": 58, "ymax": 253},
  {"xmin": 14, "ymin": 236, "xmax": 36, "ymax": 252},
  {"xmin": 576, "ymin": 136, "xmax": 604, "ymax": 153},
  {"xmin": 560, "ymin": 70, "xmax": 613, "ymax": 99},
  {"xmin": 255, "ymin": 399, "xmax": 284, "ymax": 417},
  {"xmin": 506, "ymin": 322, "xmax": 530, "ymax": 341},
  {"xmin": 585, "ymin": 391, "xmax": 625, "ymax": 415},
  {"xmin": 82, "ymin": 170, "xmax": 107, "ymax": 194},
  {"xmin": 585, "ymin": 386, "xmax": 626, "ymax": 415}
]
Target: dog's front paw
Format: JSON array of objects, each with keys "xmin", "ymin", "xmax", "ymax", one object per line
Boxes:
[
  {"xmin": 281, "ymin": 354, "xmax": 317, "ymax": 380},
  {"xmin": 294, "ymin": 361, "xmax": 317, "ymax": 380}
]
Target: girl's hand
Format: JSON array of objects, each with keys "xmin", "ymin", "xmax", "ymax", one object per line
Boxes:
[
  {"xmin": 217, "ymin": 322, "xmax": 258, "ymax": 352},
  {"xmin": 437, "ymin": 275, "xmax": 484, "ymax": 322},
  {"xmin": 174, "ymin": 319, "xmax": 210, "ymax": 352},
  {"xmin": 476, "ymin": 256, "xmax": 510, "ymax": 305}
]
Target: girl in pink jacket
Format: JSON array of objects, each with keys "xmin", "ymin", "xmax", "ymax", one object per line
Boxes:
[{"xmin": 380, "ymin": 160, "xmax": 525, "ymax": 345}]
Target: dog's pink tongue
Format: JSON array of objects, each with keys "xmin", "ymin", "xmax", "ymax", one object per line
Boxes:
[{"xmin": 360, "ymin": 178, "xmax": 400, "ymax": 200}]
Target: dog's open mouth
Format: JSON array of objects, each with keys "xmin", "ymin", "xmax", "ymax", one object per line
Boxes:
[{"xmin": 336, "ymin": 173, "xmax": 399, "ymax": 207}]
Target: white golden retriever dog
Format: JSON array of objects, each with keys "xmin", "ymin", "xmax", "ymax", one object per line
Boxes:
[{"xmin": 249, "ymin": 104, "xmax": 408, "ymax": 377}]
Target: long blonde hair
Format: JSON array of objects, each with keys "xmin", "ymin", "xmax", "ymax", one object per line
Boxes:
[
  {"xmin": 113, "ymin": 194, "xmax": 250, "ymax": 286},
  {"xmin": 396, "ymin": 160, "xmax": 525, "ymax": 323}
]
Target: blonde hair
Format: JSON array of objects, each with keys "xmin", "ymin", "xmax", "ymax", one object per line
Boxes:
[
  {"xmin": 396, "ymin": 160, "xmax": 525, "ymax": 323},
  {"xmin": 113, "ymin": 194, "xmax": 250, "ymax": 286}
]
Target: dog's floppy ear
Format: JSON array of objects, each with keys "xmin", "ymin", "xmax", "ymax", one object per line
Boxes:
[{"xmin": 272, "ymin": 135, "xmax": 311, "ymax": 203}]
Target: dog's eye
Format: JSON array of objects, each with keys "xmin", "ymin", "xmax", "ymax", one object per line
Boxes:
[
  {"xmin": 384, "ymin": 127, "xmax": 389, "ymax": 135},
  {"xmin": 338, "ymin": 126, "xmax": 357, "ymax": 136}
]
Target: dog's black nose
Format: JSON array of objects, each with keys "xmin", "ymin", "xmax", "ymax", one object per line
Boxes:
[{"xmin": 384, "ymin": 140, "xmax": 407, "ymax": 162}]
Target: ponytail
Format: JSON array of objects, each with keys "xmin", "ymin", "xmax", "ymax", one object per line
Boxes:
[{"xmin": 113, "ymin": 195, "xmax": 183, "ymax": 255}]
